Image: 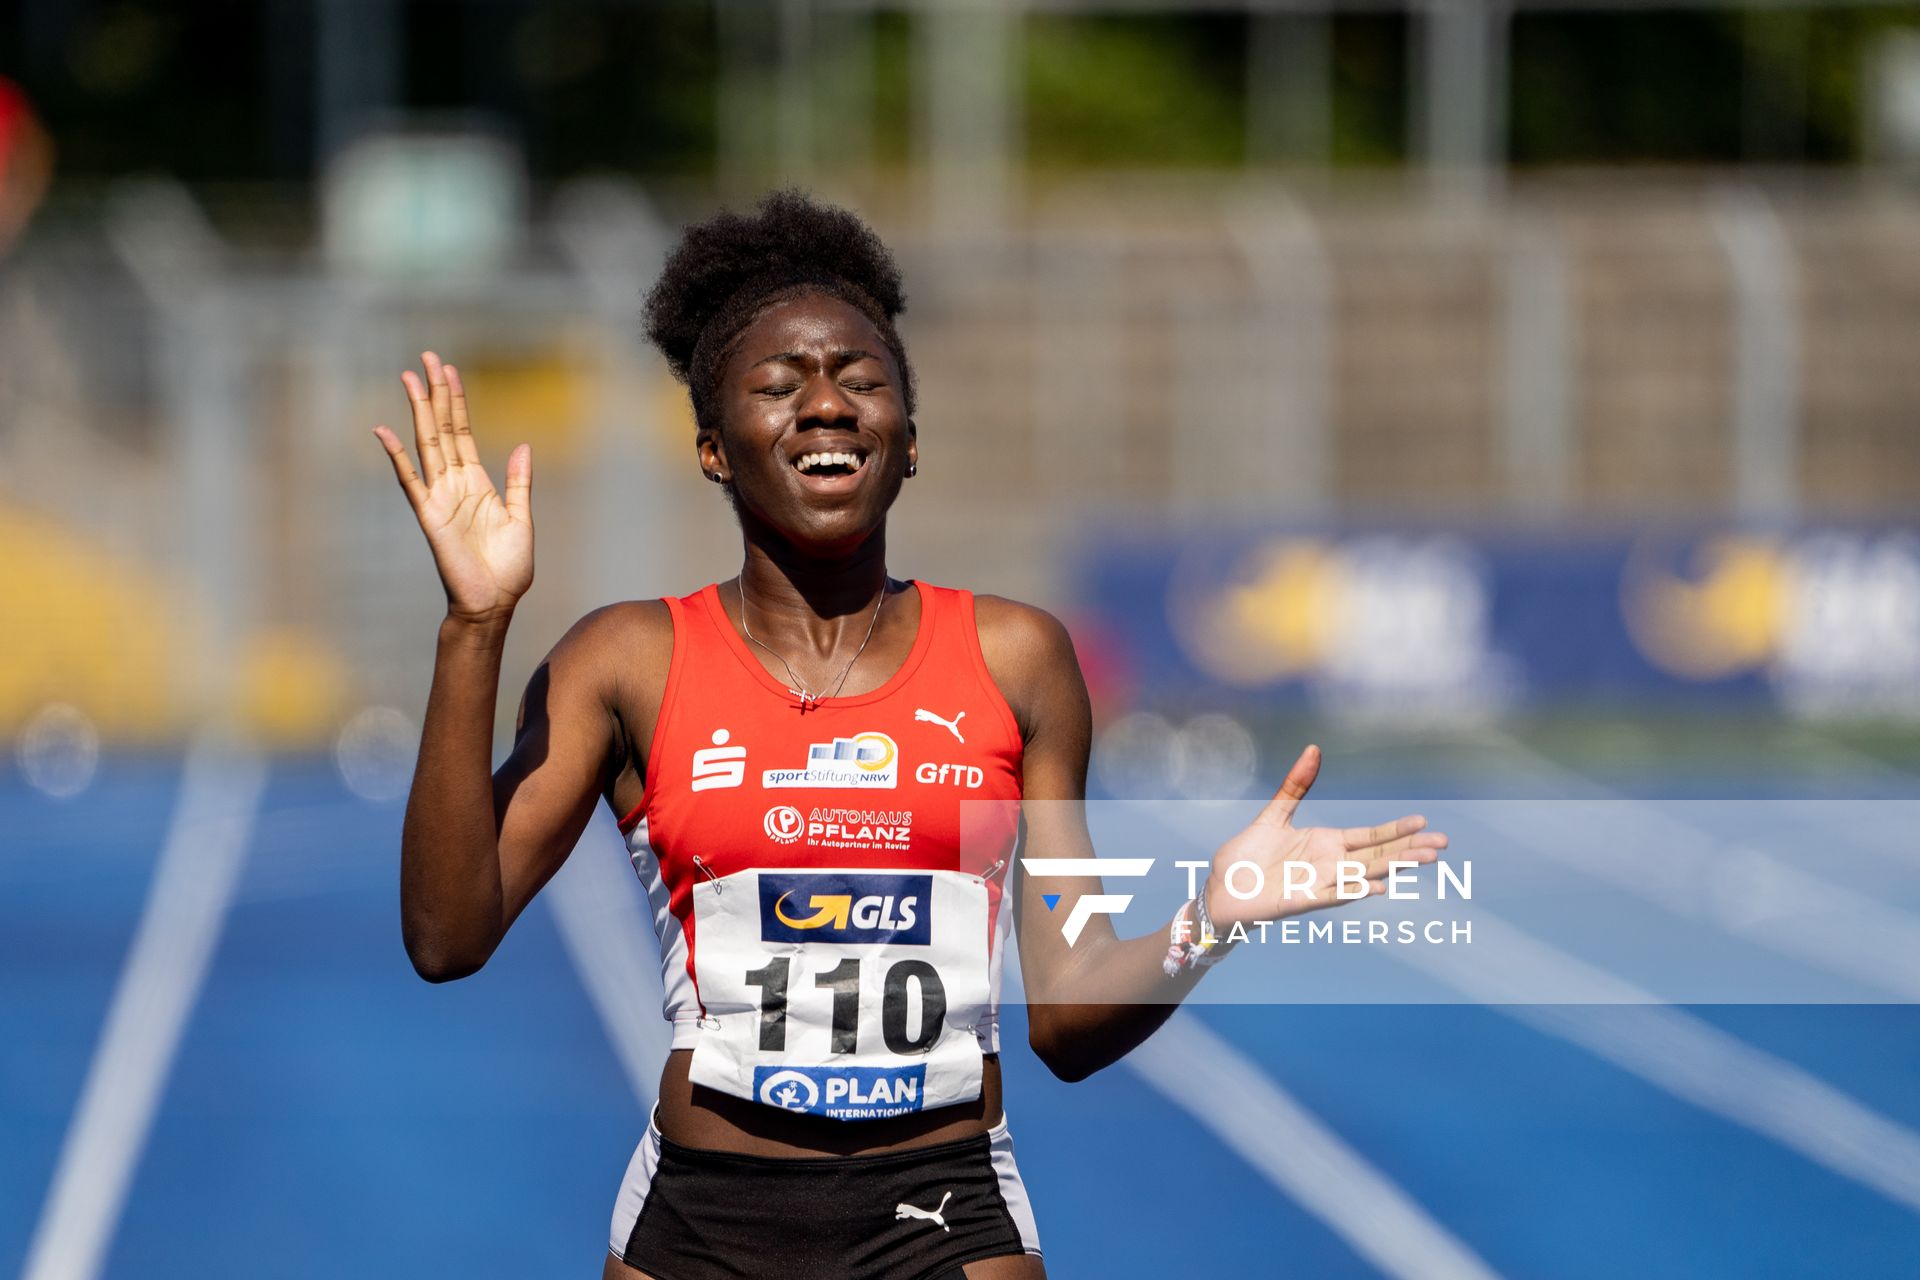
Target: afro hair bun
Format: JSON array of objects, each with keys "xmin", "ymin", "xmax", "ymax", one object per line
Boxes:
[{"xmin": 642, "ymin": 190, "xmax": 912, "ymax": 422}]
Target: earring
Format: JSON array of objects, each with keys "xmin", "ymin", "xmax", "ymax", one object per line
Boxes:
[
  {"xmin": 905, "ymin": 463, "xmax": 917, "ymax": 478},
  {"xmin": 708, "ymin": 472, "xmax": 724, "ymax": 483}
]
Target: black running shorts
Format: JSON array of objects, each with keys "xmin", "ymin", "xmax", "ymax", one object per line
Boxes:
[{"xmin": 609, "ymin": 1110, "xmax": 1044, "ymax": 1279}]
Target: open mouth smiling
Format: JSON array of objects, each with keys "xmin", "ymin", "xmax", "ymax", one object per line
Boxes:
[{"xmin": 791, "ymin": 447, "xmax": 871, "ymax": 490}]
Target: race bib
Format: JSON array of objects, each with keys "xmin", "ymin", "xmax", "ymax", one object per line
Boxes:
[{"xmin": 686, "ymin": 867, "xmax": 991, "ymax": 1121}]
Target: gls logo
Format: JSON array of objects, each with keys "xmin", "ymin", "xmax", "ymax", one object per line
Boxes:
[
  {"xmin": 1020, "ymin": 858, "xmax": 1155, "ymax": 945},
  {"xmin": 759, "ymin": 871, "xmax": 932, "ymax": 945},
  {"xmin": 773, "ymin": 892, "xmax": 918, "ymax": 932},
  {"xmin": 692, "ymin": 729, "xmax": 746, "ymax": 791}
]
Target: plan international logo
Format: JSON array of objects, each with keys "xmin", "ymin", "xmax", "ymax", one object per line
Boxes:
[
  {"xmin": 763, "ymin": 731, "xmax": 900, "ymax": 789},
  {"xmin": 753, "ymin": 1064, "xmax": 927, "ymax": 1120}
]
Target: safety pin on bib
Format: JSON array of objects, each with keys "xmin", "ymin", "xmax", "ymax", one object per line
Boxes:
[
  {"xmin": 975, "ymin": 859, "xmax": 1006, "ymax": 886},
  {"xmin": 693, "ymin": 855, "xmax": 721, "ymax": 892}
]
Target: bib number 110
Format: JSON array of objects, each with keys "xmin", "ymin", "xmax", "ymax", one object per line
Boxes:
[{"xmin": 743, "ymin": 957, "xmax": 947, "ymax": 1055}]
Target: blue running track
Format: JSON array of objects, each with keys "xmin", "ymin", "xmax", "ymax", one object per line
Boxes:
[{"xmin": 3, "ymin": 756, "xmax": 1917, "ymax": 1278}]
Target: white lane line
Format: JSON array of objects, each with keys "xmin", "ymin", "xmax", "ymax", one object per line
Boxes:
[
  {"xmin": 1127, "ymin": 1011, "xmax": 1505, "ymax": 1280},
  {"xmin": 1412, "ymin": 911, "xmax": 1920, "ymax": 1215},
  {"xmin": 1471, "ymin": 728, "xmax": 1920, "ymax": 1001},
  {"xmin": 544, "ymin": 803, "xmax": 672, "ymax": 1108},
  {"xmin": 22, "ymin": 735, "xmax": 267, "ymax": 1280}
]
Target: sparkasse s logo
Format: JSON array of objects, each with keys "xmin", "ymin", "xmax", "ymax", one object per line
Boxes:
[{"xmin": 691, "ymin": 729, "xmax": 746, "ymax": 791}]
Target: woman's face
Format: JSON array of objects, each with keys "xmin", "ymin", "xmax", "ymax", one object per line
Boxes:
[{"xmin": 701, "ymin": 291, "xmax": 915, "ymax": 555}]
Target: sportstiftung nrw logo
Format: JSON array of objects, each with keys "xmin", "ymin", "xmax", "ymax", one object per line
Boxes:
[{"xmin": 763, "ymin": 731, "xmax": 900, "ymax": 789}]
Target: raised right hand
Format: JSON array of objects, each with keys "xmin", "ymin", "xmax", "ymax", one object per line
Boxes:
[{"xmin": 373, "ymin": 351, "xmax": 533, "ymax": 625}]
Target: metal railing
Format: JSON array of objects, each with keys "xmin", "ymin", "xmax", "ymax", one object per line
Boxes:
[{"xmin": 3, "ymin": 174, "xmax": 1916, "ymax": 742}]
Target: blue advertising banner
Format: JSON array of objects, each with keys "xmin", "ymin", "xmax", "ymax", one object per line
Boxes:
[{"xmin": 1074, "ymin": 527, "xmax": 1920, "ymax": 719}]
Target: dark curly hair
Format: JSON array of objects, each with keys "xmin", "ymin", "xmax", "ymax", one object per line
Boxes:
[{"xmin": 643, "ymin": 189, "xmax": 915, "ymax": 437}]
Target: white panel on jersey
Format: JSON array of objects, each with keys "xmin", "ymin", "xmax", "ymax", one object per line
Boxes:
[
  {"xmin": 686, "ymin": 866, "xmax": 993, "ymax": 1121},
  {"xmin": 624, "ymin": 818, "xmax": 697, "ymax": 1041}
]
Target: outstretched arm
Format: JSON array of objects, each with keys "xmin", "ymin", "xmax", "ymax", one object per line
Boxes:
[{"xmin": 981, "ymin": 601, "xmax": 1445, "ymax": 1081}]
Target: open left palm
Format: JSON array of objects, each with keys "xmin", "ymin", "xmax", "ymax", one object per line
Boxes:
[{"xmin": 1206, "ymin": 745, "xmax": 1448, "ymax": 928}]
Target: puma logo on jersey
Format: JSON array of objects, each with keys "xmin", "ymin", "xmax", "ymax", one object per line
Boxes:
[
  {"xmin": 895, "ymin": 1191, "xmax": 952, "ymax": 1232},
  {"xmin": 692, "ymin": 729, "xmax": 746, "ymax": 791},
  {"xmin": 914, "ymin": 708, "xmax": 966, "ymax": 742}
]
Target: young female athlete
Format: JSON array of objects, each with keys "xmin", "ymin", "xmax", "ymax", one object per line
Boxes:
[{"xmin": 373, "ymin": 191, "xmax": 1447, "ymax": 1279}]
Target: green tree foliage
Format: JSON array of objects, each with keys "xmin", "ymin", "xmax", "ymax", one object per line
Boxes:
[
  {"xmin": 3, "ymin": 2, "xmax": 1918, "ymax": 184},
  {"xmin": 1510, "ymin": 8, "xmax": 1920, "ymax": 164},
  {"xmin": 1024, "ymin": 15, "xmax": 1244, "ymax": 168}
]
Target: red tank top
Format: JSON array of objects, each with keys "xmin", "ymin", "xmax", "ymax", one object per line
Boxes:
[{"xmin": 619, "ymin": 580, "xmax": 1024, "ymax": 1055}]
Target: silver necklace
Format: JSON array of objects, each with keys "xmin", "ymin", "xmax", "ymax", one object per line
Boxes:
[{"xmin": 737, "ymin": 573, "xmax": 887, "ymax": 712}]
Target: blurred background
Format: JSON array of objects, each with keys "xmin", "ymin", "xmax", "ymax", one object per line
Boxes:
[{"xmin": 4, "ymin": 2, "xmax": 1920, "ymax": 1278}]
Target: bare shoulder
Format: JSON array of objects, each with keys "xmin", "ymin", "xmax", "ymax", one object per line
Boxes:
[
  {"xmin": 972, "ymin": 594, "xmax": 1078, "ymax": 669},
  {"xmin": 522, "ymin": 600, "xmax": 676, "ymax": 794},
  {"xmin": 531, "ymin": 598, "xmax": 674, "ymax": 710},
  {"xmin": 557, "ymin": 598, "xmax": 673, "ymax": 661},
  {"xmin": 970, "ymin": 594, "xmax": 1087, "ymax": 744}
]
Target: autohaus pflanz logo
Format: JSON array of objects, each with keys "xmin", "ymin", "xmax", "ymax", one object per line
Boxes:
[{"xmin": 763, "ymin": 805, "xmax": 805, "ymax": 843}]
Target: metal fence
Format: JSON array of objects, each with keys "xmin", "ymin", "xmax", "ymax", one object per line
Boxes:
[{"xmin": 2, "ymin": 173, "xmax": 1916, "ymax": 744}]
